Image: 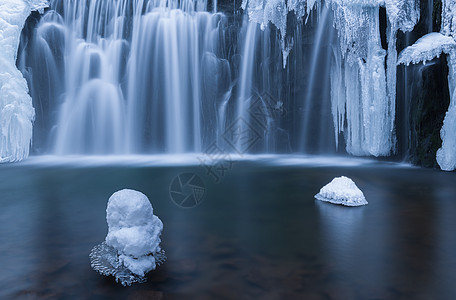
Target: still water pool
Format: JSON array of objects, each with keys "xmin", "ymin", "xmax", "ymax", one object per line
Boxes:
[{"xmin": 1, "ymin": 156, "xmax": 455, "ymax": 299}]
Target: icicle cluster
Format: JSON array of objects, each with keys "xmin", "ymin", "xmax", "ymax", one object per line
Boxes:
[
  {"xmin": 437, "ymin": 0, "xmax": 456, "ymax": 171},
  {"xmin": 330, "ymin": 0, "xmax": 419, "ymax": 157},
  {"xmin": 241, "ymin": 0, "xmax": 317, "ymax": 67},
  {"xmin": 0, "ymin": 0, "xmax": 48, "ymax": 163},
  {"xmin": 441, "ymin": 0, "xmax": 456, "ymax": 37},
  {"xmin": 331, "ymin": 4, "xmax": 390, "ymax": 156},
  {"xmin": 28, "ymin": 0, "xmax": 49, "ymax": 13},
  {"xmin": 437, "ymin": 50, "xmax": 456, "ymax": 171},
  {"xmin": 242, "ymin": 0, "xmax": 420, "ymax": 157}
]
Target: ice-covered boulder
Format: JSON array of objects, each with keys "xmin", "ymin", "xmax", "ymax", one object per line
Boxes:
[
  {"xmin": 0, "ymin": 0, "xmax": 48, "ymax": 163},
  {"xmin": 90, "ymin": 189, "xmax": 166, "ymax": 286},
  {"xmin": 315, "ymin": 176, "xmax": 368, "ymax": 206}
]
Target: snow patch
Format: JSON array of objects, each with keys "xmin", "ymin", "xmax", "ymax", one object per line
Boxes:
[
  {"xmin": 315, "ymin": 176, "xmax": 368, "ymax": 206},
  {"xmin": 397, "ymin": 33, "xmax": 456, "ymax": 66}
]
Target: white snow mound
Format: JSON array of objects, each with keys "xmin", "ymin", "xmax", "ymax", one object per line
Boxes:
[
  {"xmin": 106, "ymin": 189, "xmax": 164, "ymax": 273},
  {"xmin": 90, "ymin": 189, "xmax": 165, "ymax": 286},
  {"xmin": 315, "ymin": 176, "xmax": 368, "ymax": 206}
]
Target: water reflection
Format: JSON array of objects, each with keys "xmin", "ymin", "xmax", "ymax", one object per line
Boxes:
[
  {"xmin": 316, "ymin": 182, "xmax": 393, "ymax": 298},
  {"xmin": 434, "ymin": 185, "xmax": 456, "ymax": 297},
  {"xmin": 1, "ymin": 162, "xmax": 456, "ymax": 298}
]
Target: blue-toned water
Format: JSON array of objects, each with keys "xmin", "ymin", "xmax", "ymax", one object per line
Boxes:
[
  {"xmin": 6, "ymin": 0, "xmax": 456, "ymax": 298},
  {"xmin": 1, "ymin": 157, "xmax": 455, "ymax": 298}
]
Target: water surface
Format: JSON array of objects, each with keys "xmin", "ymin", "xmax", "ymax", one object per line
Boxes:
[{"xmin": 1, "ymin": 156, "xmax": 455, "ymax": 299}]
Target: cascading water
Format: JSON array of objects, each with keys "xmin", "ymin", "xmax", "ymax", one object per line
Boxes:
[
  {"xmin": 20, "ymin": 0, "xmax": 337, "ymax": 156},
  {"xmin": 14, "ymin": 0, "xmax": 454, "ymax": 169},
  {"xmin": 298, "ymin": 5, "xmax": 336, "ymax": 154},
  {"xmin": 21, "ymin": 0, "xmax": 229, "ymax": 154}
]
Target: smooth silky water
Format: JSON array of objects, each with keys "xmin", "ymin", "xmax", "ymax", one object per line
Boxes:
[
  {"xmin": 1, "ymin": 156, "xmax": 455, "ymax": 299},
  {"xmin": 3, "ymin": 0, "xmax": 456, "ymax": 298}
]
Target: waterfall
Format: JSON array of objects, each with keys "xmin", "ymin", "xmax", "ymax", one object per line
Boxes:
[
  {"xmin": 16, "ymin": 0, "xmax": 451, "ymax": 167},
  {"xmin": 299, "ymin": 5, "xmax": 336, "ymax": 154},
  {"xmin": 21, "ymin": 0, "xmax": 227, "ymax": 154},
  {"xmin": 20, "ymin": 0, "xmax": 334, "ymax": 156}
]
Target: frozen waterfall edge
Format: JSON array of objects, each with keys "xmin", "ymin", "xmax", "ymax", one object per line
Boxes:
[{"xmin": 0, "ymin": 0, "xmax": 48, "ymax": 163}]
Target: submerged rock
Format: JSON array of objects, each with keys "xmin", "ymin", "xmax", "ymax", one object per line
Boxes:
[
  {"xmin": 90, "ymin": 189, "xmax": 166, "ymax": 286},
  {"xmin": 315, "ymin": 176, "xmax": 367, "ymax": 206}
]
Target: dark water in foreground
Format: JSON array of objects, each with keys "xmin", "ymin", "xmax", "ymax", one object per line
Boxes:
[{"xmin": 1, "ymin": 156, "xmax": 455, "ymax": 299}]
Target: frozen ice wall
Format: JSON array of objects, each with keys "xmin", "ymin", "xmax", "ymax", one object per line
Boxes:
[
  {"xmin": 0, "ymin": 0, "xmax": 47, "ymax": 162},
  {"xmin": 441, "ymin": 0, "xmax": 456, "ymax": 37},
  {"xmin": 438, "ymin": 50, "xmax": 456, "ymax": 171},
  {"xmin": 331, "ymin": 4, "xmax": 391, "ymax": 156},
  {"xmin": 330, "ymin": 0, "xmax": 419, "ymax": 157},
  {"xmin": 439, "ymin": 0, "xmax": 456, "ymax": 171}
]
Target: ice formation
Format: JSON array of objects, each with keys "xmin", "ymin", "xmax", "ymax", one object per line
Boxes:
[
  {"xmin": 90, "ymin": 189, "xmax": 166, "ymax": 286},
  {"xmin": 241, "ymin": 0, "xmax": 312, "ymax": 66},
  {"xmin": 441, "ymin": 0, "xmax": 456, "ymax": 37},
  {"xmin": 331, "ymin": 5, "xmax": 392, "ymax": 157},
  {"xmin": 396, "ymin": 4, "xmax": 456, "ymax": 171},
  {"xmin": 0, "ymin": 0, "xmax": 47, "ymax": 163},
  {"xmin": 437, "ymin": 51, "xmax": 456, "ymax": 171},
  {"xmin": 315, "ymin": 176, "xmax": 368, "ymax": 206},
  {"xmin": 397, "ymin": 33, "xmax": 456, "ymax": 66},
  {"xmin": 330, "ymin": 0, "xmax": 419, "ymax": 157},
  {"xmin": 437, "ymin": 101, "xmax": 456, "ymax": 171},
  {"xmin": 242, "ymin": 0, "xmax": 419, "ymax": 157}
]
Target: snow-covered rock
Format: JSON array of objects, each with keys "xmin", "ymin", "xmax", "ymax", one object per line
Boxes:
[
  {"xmin": 315, "ymin": 176, "xmax": 368, "ymax": 206},
  {"xmin": 0, "ymin": 0, "xmax": 47, "ymax": 163},
  {"xmin": 397, "ymin": 33, "xmax": 456, "ymax": 66},
  {"xmin": 90, "ymin": 189, "xmax": 166, "ymax": 286}
]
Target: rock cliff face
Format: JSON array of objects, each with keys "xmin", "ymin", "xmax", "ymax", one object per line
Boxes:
[
  {"xmin": 396, "ymin": 0, "xmax": 453, "ymax": 168},
  {"xmin": 406, "ymin": 56, "xmax": 450, "ymax": 168}
]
